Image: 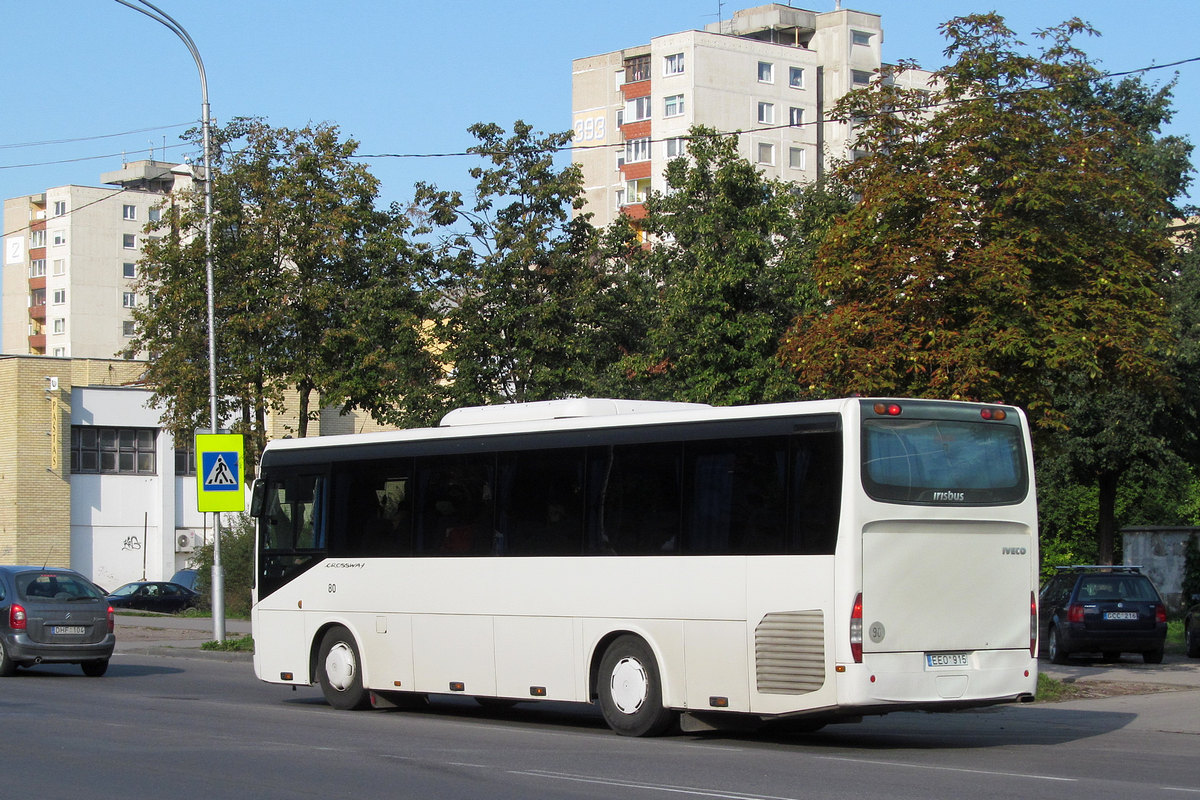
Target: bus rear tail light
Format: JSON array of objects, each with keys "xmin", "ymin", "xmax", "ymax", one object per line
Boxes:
[
  {"xmin": 873, "ymin": 403, "xmax": 902, "ymax": 416},
  {"xmin": 1067, "ymin": 603, "xmax": 1085, "ymax": 624},
  {"xmin": 980, "ymin": 408, "xmax": 1007, "ymax": 421},
  {"xmin": 1030, "ymin": 592, "xmax": 1037, "ymax": 657},
  {"xmin": 850, "ymin": 593, "xmax": 864, "ymax": 663},
  {"xmin": 10, "ymin": 603, "xmax": 26, "ymax": 631}
]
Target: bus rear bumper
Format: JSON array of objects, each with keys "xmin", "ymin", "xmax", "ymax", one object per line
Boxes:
[{"xmin": 838, "ymin": 648, "xmax": 1038, "ymax": 710}]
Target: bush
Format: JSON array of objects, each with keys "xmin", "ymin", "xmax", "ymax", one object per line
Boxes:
[{"xmin": 192, "ymin": 513, "xmax": 255, "ymax": 618}]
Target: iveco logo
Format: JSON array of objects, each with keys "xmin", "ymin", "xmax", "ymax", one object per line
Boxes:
[{"xmin": 1002, "ymin": 547, "xmax": 1027, "ymax": 555}]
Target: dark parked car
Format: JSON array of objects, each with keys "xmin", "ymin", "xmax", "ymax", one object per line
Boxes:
[
  {"xmin": 0, "ymin": 566, "xmax": 115, "ymax": 677},
  {"xmin": 1039, "ymin": 565, "xmax": 1167, "ymax": 664},
  {"xmin": 1186, "ymin": 598, "xmax": 1200, "ymax": 659},
  {"xmin": 106, "ymin": 581, "xmax": 200, "ymax": 614},
  {"xmin": 170, "ymin": 568, "xmax": 199, "ymax": 592}
]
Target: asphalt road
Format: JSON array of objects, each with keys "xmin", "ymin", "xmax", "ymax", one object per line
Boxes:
[{"xmin": 5, "ymin": 619, "xmax": 1197, "ymax": 799}]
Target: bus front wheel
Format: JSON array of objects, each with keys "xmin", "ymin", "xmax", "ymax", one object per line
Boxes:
[
  {"xmin": 597, "ymin": 635, "xmax": 676, "ymax": 737},
  {"xmin": 317, "ymin": 626, "xmax": 371, "ymax": 710}
]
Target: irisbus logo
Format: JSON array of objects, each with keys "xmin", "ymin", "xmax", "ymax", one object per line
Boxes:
[
  {"xmin": 932, "ymin": 490, "xmax": 965, "ymax": 502},
  {"xmin": 1002, "ymin": 547, "xmax": 1027, "ymax": 555}
]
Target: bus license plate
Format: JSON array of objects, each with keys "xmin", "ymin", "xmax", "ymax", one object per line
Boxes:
[
  {"xmin": 926, "ymin": 652, "xmax": 968, "ymax": 668},
  {"xmin": 52, "ymin": 626, "xmax": 86, "ymax": 635},
  {"xmin": 1104, "ymin": 612, "xmax": 1138, "ymax": 621}
]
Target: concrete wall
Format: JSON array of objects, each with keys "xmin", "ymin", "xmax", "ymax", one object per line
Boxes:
[{"xmin": 1122, "ymin": 526, "xmax": 1199, "ymax": 613}]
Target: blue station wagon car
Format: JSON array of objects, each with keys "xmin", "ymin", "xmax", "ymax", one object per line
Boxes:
[
  {"xmin": 1039, "ymin": 565, "xmax": 1167, "ymax": 664},
  {"xmin": 0, "ymin": 566, "xmax": 115, "ymax": 677}
]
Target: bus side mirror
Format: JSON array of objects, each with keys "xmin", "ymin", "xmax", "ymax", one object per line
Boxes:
[{"xmin": 249, "ymin": 480, "xmax": 266, "ymax": 518}]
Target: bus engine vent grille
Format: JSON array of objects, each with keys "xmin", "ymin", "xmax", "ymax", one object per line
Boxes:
[{"xmin": 754, "ymin": 610, "xmax": 826, "ymax": 695}]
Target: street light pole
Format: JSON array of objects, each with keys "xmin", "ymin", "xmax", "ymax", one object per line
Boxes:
[{"xmin": 114, "ymin": 0, "xmax": 224, "ymax": 642}]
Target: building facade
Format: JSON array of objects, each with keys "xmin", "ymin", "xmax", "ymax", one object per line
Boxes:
[
  {"xmin": 2, "ymin": 160, "xmax": 195, "ymax": 360},
  {"xmin": 572, "ymin": 3, "xmax": 932, "ymax": 227}
]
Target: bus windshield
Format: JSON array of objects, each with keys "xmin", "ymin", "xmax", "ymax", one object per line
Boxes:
[{"xmin": 861, "ymin": 417, "xmax": 1027, "ymax": 505}]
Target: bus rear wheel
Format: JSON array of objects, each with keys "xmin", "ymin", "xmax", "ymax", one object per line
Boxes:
[
  {"xmin": 318, "ymin": 626, "xmax": 371, "ymax": 710},
  {"xmin": 597, "ymin": 635, "xmax": 676, "ymax": 737}
]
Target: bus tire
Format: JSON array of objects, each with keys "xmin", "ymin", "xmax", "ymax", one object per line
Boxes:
[
  {"xmin": 597, "ymin": 635, "xmax": 676, "ymax": 737},
  {"xmin": 317, "ymin": 626, "xmax": 371, "ymax": 710}
]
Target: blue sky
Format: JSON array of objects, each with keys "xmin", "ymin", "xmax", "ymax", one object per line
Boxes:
[{"xmin": 2, "ymin": 1, "xmax": 1197, "ymax": 209}]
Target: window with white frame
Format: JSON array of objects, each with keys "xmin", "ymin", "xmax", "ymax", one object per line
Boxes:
[
  {"xmin": 52, "ymin": 230, "xmax": 66, "ymax": 246},
  {"xmin": 758, "ymin": 102, "xmax": 775, "ymax": 124},
  {"xmin": 757, "ymin": 142, "xmax": 775, "ymax": 165},
  {"xmin": 852, "ymin": 30, "xmax": 873, "ymax": 46},
  {"xmin": 52, "ymin": 318, "xmax": 65, "ymax": 334},
  {"xmin": 664, "ymin": 52, "xmax": 685, "ymax": 75},
  {"xmin": 626, "ymin": 95, "xmax": 652, "ymax": 122},
  {"xmin": 122, "ymin": 320, "xmax": 136, "ymax": 337},
  {"xmin": 625, "ymin": 137, "xmax": 651, "ymax": 163},
  {"xmin": 625, "ymin": 177, "xmax": 651, "ymax": 204},
  {"xmin": 30, "ymin": 259, "xmax": 46, "ymax": 278},
  {"xmin": 614, "ymin": 188, "xmax": 625, "ymax": 209},
  {"xmin": 30, "ymin": 230, "xmax": 46, "ymax": 247},
  {"xmin": 664, "ymin": 94, "xmax": 685, "ymax": 118},
  {"xmin": 757, "ymin": 61, "xmax": 773, "ymax": 83},
  {"xmin": 789, "ymin": 146, "xmax": 807, "ymax": 170},
  {"xmin": 53, "ymin": 259, "xmax": 66, "ymax": 275},
  {"xmin": 122, "ymin": 204, "xmax": 137, "ymax": 221},
  {"xmin": 52, "ymin": 289, "xmax": 66, "ymax": 305},
  {"xmin": 123, "ymin": 234, "xmax": 137, "ymax": 249},
  {"xmin": 789, "ymin": 107, "xmax": 804, "ymax": 127},
  {"xmin": 123, "ymin": 292, "xmax": 136, "ymax": 308},
  {"xmin": 148, "ymin": 207, "xmax": 161, "ymax": 223},
  {"xmin": 665, "ymin": 137, "xmax": 686, "ymax": 159},
  {"xmin": 53, "ymin": 201, "xmax": 67, "ymax": 216},
  {"xmin": 852, "ymin": 70, "xmax": 872, "ymax": 86},
  {"xmin": 123, "ymin": 262, "xmax": 136, "ymax": 279},
  {"xmin": 52, "ymin": 347, "xmax": 66, "ymax": 357},
  {"xmin": 30, "ymin": 288, "xmax": 45, "ymax": 307},
  {"xmin": 789, "ymin": 66, "xmax": 805, "ymax": 89}
]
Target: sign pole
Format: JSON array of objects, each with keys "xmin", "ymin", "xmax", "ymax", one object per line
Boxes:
[{"xmin": 195, "ymin": 433, "xmax": 244, "ymax": 643}]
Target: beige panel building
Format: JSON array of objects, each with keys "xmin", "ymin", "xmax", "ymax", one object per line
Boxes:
[
  {"xmin": 2, "ymin": 160, "xmax": 196, "ymax": 360},
  {"xmin": 572, "ymin": 3, "xmax": 932, "ymax": 228}
]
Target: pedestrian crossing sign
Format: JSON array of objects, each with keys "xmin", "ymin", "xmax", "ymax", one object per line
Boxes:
[{"xmin": 195, "ymin": 433, "xmax": 245, "ymax": 513}]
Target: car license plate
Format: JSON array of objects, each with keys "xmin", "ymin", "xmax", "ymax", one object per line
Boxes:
[
  {"xmin": 51, "ymin": 626, "xmax": 86, "ymax": 635},
  {"xmin": 926, "ymin": 652, "xmax": 969, "ymax": 668},
  {"xmin": 1104, "ymin": 612, "xmax": 1138, "ymax": 621}
]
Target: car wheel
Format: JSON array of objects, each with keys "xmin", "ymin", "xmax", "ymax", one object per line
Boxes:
[
  {"xmin": 317, "ymin": 626, "xmax": 370, "ymax": 710},
  {"xmin": 0, "ymin": 639, "xmax": 16, "ymax": 677},
  {"xmin": 1187, "ymin": 620, "xmax": 1200, "ymax": 659},
  {"xmin": 81, "ymin": 659, "xmax": 109, "ymax": 677},
  {"xmin": 597, "ymin": 635, "xmax": 676, "ymax": 737},
  {"xmin": 1143, "ymin": 648, "xmax": 1164, "ymax": 665},
  {"xmin": 1048, "ymin": 625, "xmax": 1069, "ymax": 665}
]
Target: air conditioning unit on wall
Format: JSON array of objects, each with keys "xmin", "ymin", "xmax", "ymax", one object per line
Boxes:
[{"xmin": 175, "ymin": 530, "xmax": 198, "ymax": 552}]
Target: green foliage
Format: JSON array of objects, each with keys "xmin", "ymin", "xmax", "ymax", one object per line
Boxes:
[
  {"xmin": 779, "ymin": 15, "xmax": 1189, "ymax": 426},
  {"xmin": 415, "ymin": 121, "xmax": 641, "ymax": 407},
  {"xmin": 611, "ymin": 128, "xmax": 847, "ymax": 404},
  {"xmin": 192, "ymin": 514, "xmax": 255, "ymax": 619},
  {"xmin": 201, "ymin": 635, "xmax": 254, "ymax": 652},
  {"xmin": 1183, "ymin": 533, "xmax": 1200, "ymax": 604}
]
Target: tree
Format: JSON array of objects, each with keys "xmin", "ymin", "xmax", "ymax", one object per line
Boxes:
[
  {"xmin": 776, "ymin": 15, "xmax": 1193, "ymax": 563},
  {"xmin": 613, "ymin": 128, "xmax": 845, "ymax": 405},
  {"xmin": 780, "ymin": 16, "xmax": 1189, "ymax": 423},
  {"xmin": 128, "ymin": 119, "xmax": 441, "ymax": 464},
  {"xmin": 415, "ymin": 121, "xmax": 634, "ymax": 407}
]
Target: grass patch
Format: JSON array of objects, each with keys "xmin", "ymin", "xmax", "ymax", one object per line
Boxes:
[
  {"xmin": 1036, "ymin": 672, "xmax": 1084, "ymax": 702},
  {"xmin": 201, "ymin": 634, "xmax": 254, "ymax": 653}
]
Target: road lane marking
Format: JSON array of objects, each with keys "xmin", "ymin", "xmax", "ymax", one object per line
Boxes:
[
  {"xmin": 816, "ymin": 755, "xmax": 1076, "ymax": 783},
  {"xmin": 510, "ymin": 769, "xmax": 800, "ymax": 800}
]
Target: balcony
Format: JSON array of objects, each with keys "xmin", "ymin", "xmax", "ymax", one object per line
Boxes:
[
  {"xmin": 28, "ymin": 303, "xmax": 46, "ymax": 322},
  {"xmin": 28, "ymin": 334, "xmax": 46, "ymax": 352}
]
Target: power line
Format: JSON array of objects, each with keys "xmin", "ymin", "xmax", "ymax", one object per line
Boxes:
[{"xmin": 0, "ymin": 121, "xmax": 194, "ymax": 151}]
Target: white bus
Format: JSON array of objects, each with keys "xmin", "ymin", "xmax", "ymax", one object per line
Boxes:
[{"xmin": 249, "ymin": 397, "xmax": 1038, "ymax": 736}]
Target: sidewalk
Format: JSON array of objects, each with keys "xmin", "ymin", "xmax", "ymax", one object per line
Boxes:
[
  {"xmin": 1039, "ymin": 652, "xmax": 1200, "ymax": 689},
  {"xmin": 113, "ymin": 612, "xmax": 253, "ymax": 660}
]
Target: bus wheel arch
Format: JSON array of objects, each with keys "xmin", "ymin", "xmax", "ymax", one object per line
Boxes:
[
  {"xmin": 315, "ymin": 624, "xmax": 371, "ymax": 710},
  {"xmin": 594, "ymin": 633, "xmax": 677, "ymax": 737}
]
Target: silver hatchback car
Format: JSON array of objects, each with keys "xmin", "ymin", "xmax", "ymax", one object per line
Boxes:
[{"xmin": 0, "ymin": 566, "xmax": 115, "ymax": 677}]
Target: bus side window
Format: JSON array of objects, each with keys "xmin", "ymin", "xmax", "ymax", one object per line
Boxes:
[
  {"xmin": 414, "ymin": 455, "xmax": 495, "ymax": 556},
  {"xmin": 686, "ymin": 437, "xmax": 788, "ymax": 555},
  {"xmin": 262, "ymin": 474, "xmax": 325, "ymax": 551},
  {"xmin": 589, "ymin": 443, "xmax": 681, "ymax": 555},
  {"xmin": 497, "ymin": 449, "xmax": 584, "ymax": 556},
  {"xmin": 790, "ymin": 432, "xmax": 842, "ymax": 555}
]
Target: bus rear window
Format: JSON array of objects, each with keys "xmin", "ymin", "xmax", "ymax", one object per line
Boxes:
[{"xmin": 862, "ymin": 418, "xmax": 1027, "ymax": 505}]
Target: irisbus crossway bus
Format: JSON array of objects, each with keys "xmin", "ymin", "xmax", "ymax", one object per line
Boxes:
[{"xmin": 249, "ymin": 397, "xmax": 1038, "ymax": 736}]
